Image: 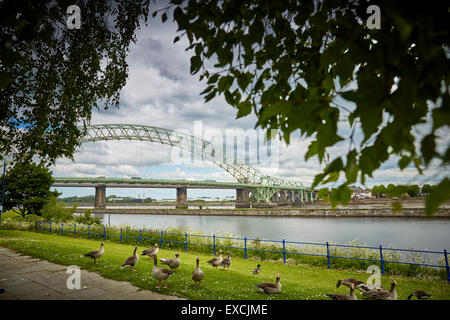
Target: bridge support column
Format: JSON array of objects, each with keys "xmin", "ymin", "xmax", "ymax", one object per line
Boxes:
[
  {"xmin": 286, "ymin": 190, "xmax": 293, "ymax": 206},
  {"xmin": 176, "ymin": 187, "xmax": 188, "ymax": 209},
  {"xmin": 94, "ymin": 186, "xmax": 106, "ymax": 209},
  {"xmin": 292, "ymin": 191, "xmax": 303, "ymax": 207},
  {"xmin": 236, "ymin": 188, "xmax": 250, "ymax": 208}
]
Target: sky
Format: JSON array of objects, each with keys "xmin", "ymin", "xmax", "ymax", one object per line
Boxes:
[{"xmin": 50, "ymin": 6, "xmax": 449, "ymax": 200}]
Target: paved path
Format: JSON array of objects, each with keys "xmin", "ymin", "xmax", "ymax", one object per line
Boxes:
[{"xmin": 0, "ymin": 247, "xmax": 184, "ymax": 300}]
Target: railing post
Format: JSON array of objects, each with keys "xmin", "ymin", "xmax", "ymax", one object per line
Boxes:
[
  {"xmin": 213, "ymin": 234, "xmax": 216, "ymax": 255},
  {"xmin": 185, "ymin": 233, "xmax": 188, "ymax": 252},
  {"xmin": 160, "ymin": 230, "xmax": 163, "ymax": 249},
  {"xmin": 88, "ymin": 225, "xmax": 90, "ymax": 238},
  {"xmin": 244, "ymin": 236, "xmax": 247, "ymax": 259},
  {"xmin": 379, "ymin": 245, "xmax": 385, "ymax": 275},
  {"xmin": 73, "ymin": 224, "xmax": 76, "ymax": 237},
  {"xmin": 326, "ymin": 242, "xmax": 331, "ymax": 268},
  {"xmin": 61, "ymin": 223, "xmax": 64, "ymax": 236},
  {"xmin": 120, "ymin": 228, "xmax": 123, "ymax": 244},
  {"xmin": 139, "ymin": 229, "xmax": 142, "ymax": 245},
  {"xmin": 49, "ymin": 222, "xmax": 52, "ymax": 233},
  {"xmin": 103, "ymin": 226, "xmax": 106, "ymax": 241},
  {"xmin": 444, "ymin": 249, "xmax": 449, "ymax": 283},
  {"xmin": 282, "ymin": 239, "xmax": 286, "ymax": 264}
]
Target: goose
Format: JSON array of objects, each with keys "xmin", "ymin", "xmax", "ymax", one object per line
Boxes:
[
  {"xmin": 252, "ymin": 264, "xmax": 261, "ymax": 274},
  {"xmin": 356, "ymin": 282, "xmax": 386, "ymax": 293},
  {"xmin": 121, "ymin": 246, "xmax": 139, "ymax": 272},
  {"xmin": 255, "ymin": 273, "xmax": 282, "ymax": 294},
  {"xmin": 160, "ymin": 252, "xmax": 181, "ymax": 270},
  {"xmin": 220, "ymin": 251, "xmax": 231, "ymax": 270},
  {"xmin": 336, "ymin": 277, "xmax": 364, "ymax": 288},
  {"xmin": 83, "ymin": 242, "xmax": 104, "ymax": 264},
  {"xmin": 362, "ymin": 280, "xmax": 398, "ymax": 300},
  {"xmin": 152, "ymin": 255, "xmax": 175, "ymax": 289},
  {"xmin": 191, "ymin": 256, "xmax": 205, "ymax": 288},
  {"xmin": 407, "ymin": 290, "xmax": 432, "ymax": 300},
  {"xmin": 141, "ymin": 243, "xmax": 159, "ymax": 259},
  {"xmin": 207, "ymin": 250, "xmax": 223, "ymax": 268},
  {"xmin": 325, "ymin": 284, "xmax": 357, "ymax": 300}
]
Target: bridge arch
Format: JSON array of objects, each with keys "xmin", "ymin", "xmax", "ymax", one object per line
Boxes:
[{"xmin": 80, "ymin": 124, "xmax": 308, "ymax": 203}]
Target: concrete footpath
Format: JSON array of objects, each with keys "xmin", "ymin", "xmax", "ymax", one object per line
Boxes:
[{"xmin": 0, "ymin": 247, "xmax": 184, "ymax": 300}]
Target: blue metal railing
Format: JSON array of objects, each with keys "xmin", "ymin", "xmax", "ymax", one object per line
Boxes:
[{"xmin": 36, "ymin": 221, "xmax": 450, "ymax": 282}]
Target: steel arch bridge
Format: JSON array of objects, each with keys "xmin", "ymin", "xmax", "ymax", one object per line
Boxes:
[{"xmin": 80, "ymin": 124, "xmax": 310, "ymax": 202}]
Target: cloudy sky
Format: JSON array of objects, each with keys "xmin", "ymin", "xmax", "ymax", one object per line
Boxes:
[{"xmin": 50, "ymin": 7, "xmax": 448, "ymax": 200}]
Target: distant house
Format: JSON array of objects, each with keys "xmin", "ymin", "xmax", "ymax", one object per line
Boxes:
[{"xmin": 349, "ymin": 185, "xmax": 373, "ymax": 199}]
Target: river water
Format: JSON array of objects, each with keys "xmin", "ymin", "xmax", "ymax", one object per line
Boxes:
[{"xmin": 92, "ymin": 213, "xmax": 450, "ymax": 251}]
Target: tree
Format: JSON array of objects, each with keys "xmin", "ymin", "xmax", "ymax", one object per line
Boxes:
[
  {"xmin": 0, "ymin": 0, "xmax": 150, "ymax": 164},
  {"xmin": 372, "ymin": 185, "xmax": 386, "ymax": 198},
  {"xmin": 40, "ymin": 195, "xmax": 77, "ymax": 222},
  {"xmin": 406, "ymin": 185, "xmax": 420, "ymax": 197},
  {"xmin": 158, "ymin": 0, "xmax": 449, "ymax": 215},
  {"xmin": 2, "ymin": 162, "xmax": 58, "ymax": 217},
  {"xmin": 421, "ymin": 184, "xmax": 432, "ymax": 195}
]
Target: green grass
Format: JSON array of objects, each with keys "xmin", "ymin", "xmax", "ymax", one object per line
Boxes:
[{"xmin": 0, "ymin": 230, "xmax": 449, "ymax": 300}]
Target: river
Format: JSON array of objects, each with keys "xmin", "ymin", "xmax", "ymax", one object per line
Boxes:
[{"xmin": 92, "ymin": 213, "xmax": 450, "ymax": 251}]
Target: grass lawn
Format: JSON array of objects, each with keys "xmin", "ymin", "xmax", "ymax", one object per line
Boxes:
[{"xmin": 0, "ymin": 230, "xmax": 449, "ymax": 300}]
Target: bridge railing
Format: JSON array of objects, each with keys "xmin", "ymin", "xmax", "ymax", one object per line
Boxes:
[{"xmin": 36, "ymin": 221, "xmax": 449, "ymax": 282}]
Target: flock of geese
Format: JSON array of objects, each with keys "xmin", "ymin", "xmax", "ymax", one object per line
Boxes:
[{"xmin": 82, "ymin": 241, "xmax": 432, "ymax": 300}]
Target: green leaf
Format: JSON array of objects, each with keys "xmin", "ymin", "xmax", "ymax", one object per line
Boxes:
[
  {"xmin": 425, "ymin": 178, "xmax": 450, "ymax": 216},
  {"xmin": 190, "ymin": 55, "xmax": 202, "ymax": 75},
  {"xmin": 259, "ymin": 102, "xmax": 292, "ymax": 122},
  {"xmin": 398, "ymin": 156, "xmax": 411, "ymax": 170},
  {"xmin": 236, "ymin": 100, "xmax": 252, "ymax": 119},
  {"xmin": 391, "ymin": 201, "xmax": 403, "ymax": 213}
]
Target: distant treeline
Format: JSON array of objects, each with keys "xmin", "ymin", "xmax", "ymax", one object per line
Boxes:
[
  {"xmin": 371, "ymin": 184, "xmax": 434, "ymax": 198},
  {"xmin": 57, "ymin": 195, "xmax": 154, "ymax": 203}
]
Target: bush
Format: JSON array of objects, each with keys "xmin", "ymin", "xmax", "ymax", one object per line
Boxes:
[
  {"xmin": 74, "ymin": 209, "xmax": 101, "ymax": 226},
  {"xmin": 40, "ymin": 196, "xmax": 77, "ymax": 223}
]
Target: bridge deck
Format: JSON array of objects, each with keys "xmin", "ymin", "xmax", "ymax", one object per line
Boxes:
[{"xmin": 52, "ymin": 178, "xmax": 308, "ymax": 190}]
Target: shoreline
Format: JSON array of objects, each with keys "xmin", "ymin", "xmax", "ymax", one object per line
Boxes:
[{"xmin": 81, "ymin": 207, "xmax": 450, "ymax": 218}]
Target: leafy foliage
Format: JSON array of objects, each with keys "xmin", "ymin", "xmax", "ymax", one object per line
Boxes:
[
  {"xmin": 0, "ymin": 0, "xmax": 150, "ymax": 164},
  {"xmin": 158, "ymin": 0, "xmax": 449, "ymax": 214},
  {"xmin": 2, "ymin": 162, "xmax": 58, "ymax": 217},
  {"xmin": 40, "ymin": 195, "xmax": 77, "ymax": 222},
  {"xmin": 74, "ymin": 209, "xmax": 101, "ymax": 226}
]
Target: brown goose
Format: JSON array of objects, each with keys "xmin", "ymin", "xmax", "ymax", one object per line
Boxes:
[
  {"xmin": 141, "ymin": 243, "xmax": 159, "ymax": 259},
  {"xmin": 255, "ymin": 273, "xmax": 282, "ymax": 294},
  {"xmin": 83, "ymin": 242, "xmax": 104, "ymax": 264},
  {"xmin": 252, "ymin": 264, "xmax": 261, "ymax": 274},
  {"xmin": 325, "ymin": 284, "xmax": 357, "ymax": 300},
  {"xmin": 160, "ymin": 252, "xmax": 181, "ymax": 270},
  {"xmin": 121, "ymin": 246, "xmax": 139, "ymax": 272},
  {"xmin": 207, "ymin": 250, "xmax": 223, "ymax": 268},
  {"xmin": 407, "ymin": 290, "xmax": 432, "ymax": 300},
  {"xmin": 191, "ymin": 256, "xmax": 205, "ymax": 288},
  {"xmin": 152, "ymin": 255, "xmax": 175, "ymax": 289},
  {"xmin": 220, "ymin": 251, "xmax": 231, "ymax": 270},
  {"xmin": 336, "ymin": 277, "xmax": 364, "ymax": 288},
  {"xmin": 362, "ymin": 280, "xmax": 398, "ymax": 300}
]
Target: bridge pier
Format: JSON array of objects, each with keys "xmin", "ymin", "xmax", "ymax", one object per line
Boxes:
[
  {"xmin": 235, "ymin": 188, "xmax": 250, "ymax": 208},
  {"xmin": 176, "ymin": 187, "xmax": 188, "ymax": 209},
  {"xmin": 292, "ymin": 190, "xmax": 304, "ymax": 207},
  {"xmin": 94, "ymin": 186, "xmax": 106, "ymax": 209}
]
